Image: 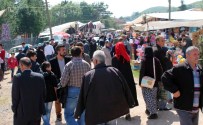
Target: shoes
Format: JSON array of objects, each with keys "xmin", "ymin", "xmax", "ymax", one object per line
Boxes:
[
  {"xmin": 145, "ymin": 109, "xmax": 150, "ymax": 116},
  {"xmin": 158, "ymin": 107, "xmax": 172, "ymax": 111},
  {"xmin": 56, "ymin": 115, "xmax": 62, "ymax": 121},
  {"xmin": 148, "ymin": 114, "xmax": 158, "ymax": 119},
  {"xmin": 125, "ymin": 114, "xmax": 131, "ymax": 121}
]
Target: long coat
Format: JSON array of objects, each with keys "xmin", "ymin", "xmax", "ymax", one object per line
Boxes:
[
  {"xmin": 112, "ymin": 56, "xmax": 139, "ymax": 106},
  {"xmin": 74, "ymin": 63, "xmax": 135, "ymax": 125},
  {"xmin": 12, "ymin": 70, "xmax": 46, "ymax": 125}
]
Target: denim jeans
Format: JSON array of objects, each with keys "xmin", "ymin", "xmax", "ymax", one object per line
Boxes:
[
  {"xmin": 46, "ymin": 55, "xmax": 53, "ymax": 61},
  {"xmin": 64, "ymin": 87, "xmax": 85, "ymax": 125},
  {"xmin": 176, "ymin": 110, "xmax": 199, "ymax": 125},
  {"xmin": 42, "ymin": 102, "xmax": 53, "ymax": 125},
  {"xmin": 11, "ymin": 68, "xmax": 14, "ymax": 78}
]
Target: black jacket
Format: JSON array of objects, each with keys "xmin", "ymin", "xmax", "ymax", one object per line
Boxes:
[
  {"xmin": 12, "ymin": 70, "xmax": 46, "ymax": 125},
  {"xmin": 31, "ymin": 61, "xmax": 42, "ymax": 73},
  {"xmin": 139, "ymin": 57, "xmax": 163, "ymax": 87},
  {"xmin": 162, "ymin": 61, "xmax": 203, "ymax": 111},
  {"xmin": 43, "ymin": 72, "xmax": 58, "ymax": 102},
  {"xmin": 49, "ymin": 56, "xmax": 71, "ymax": 81},
  {"xmin": 36, "ymin": 49, "xmax": 46, "ymax": 65},
  {"xmin": 153, "ymin": 45, "xmax": 172, "ymax": 72},
  {"xmin": 74, "ymin": 63, "xmax": 135, "ymax": 125},
  {"xmin": 49, "ymin": 56, "xmax": 71, "ymax": 107}
]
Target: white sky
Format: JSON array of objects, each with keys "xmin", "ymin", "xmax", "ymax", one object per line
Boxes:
[{"xmin": 46, "ymin": 0, "xmax": 201, "ymax": 17}]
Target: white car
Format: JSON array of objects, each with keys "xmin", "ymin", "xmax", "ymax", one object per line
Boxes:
[{"xmin": 9, "ymin": 44, "xmax": 34, "ymax": 56}]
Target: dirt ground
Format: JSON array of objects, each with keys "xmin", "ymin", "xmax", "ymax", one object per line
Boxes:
[{"xmin": 0, "ymin": 70, "xmax": 203, "ymax": 125}]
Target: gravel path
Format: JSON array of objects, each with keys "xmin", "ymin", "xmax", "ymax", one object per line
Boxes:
[{"xmin": 0, "ymin": 71, "xmax": 203, "ymax": 125}]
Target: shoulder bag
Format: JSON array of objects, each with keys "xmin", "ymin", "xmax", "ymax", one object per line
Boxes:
[{"xmin": 141, "ymin": 58, "xmax": 156, "ymax": 89}]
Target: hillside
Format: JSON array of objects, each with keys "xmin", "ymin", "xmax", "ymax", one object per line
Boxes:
[{"xmin": 122, "ymin": 0, "xmax": 203, "ymax": 21}]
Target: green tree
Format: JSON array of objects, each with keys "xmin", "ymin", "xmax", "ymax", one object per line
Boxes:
[
  {"xmin": 50, "ymin": 1, "xmax": 81, "ymax": 26},
  {"xmin": 15, "ymin": 0, "xmax": 46, "ymax": 36}
]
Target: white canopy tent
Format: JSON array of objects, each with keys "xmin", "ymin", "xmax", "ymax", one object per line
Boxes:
[
  {"xmin": 131, "ymin": 10, "xmax": 203, "ymax": 25},
  {"xmin": 39, "ymin": 21, "xmax": 79, "ymax": 36},
  {"xmin": 142, "ymin": 20, "xmax": 203, "ymax": 31},
  {"xmin": 0, "ymin": 9, "xmax": 6, "ymax": 17}
]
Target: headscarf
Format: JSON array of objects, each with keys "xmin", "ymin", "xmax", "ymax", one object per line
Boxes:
[{"xmin": 115, "ymin": 42, "xmax": 130, "ymax": 63}]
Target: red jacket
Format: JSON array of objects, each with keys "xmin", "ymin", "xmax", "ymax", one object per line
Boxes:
[
  {"xmin": 8, "ymin": 57, "xmax": 18, "ymax": 69},
  {"xmin": 0, "ymin": 49, "xmax": 5, "ymax": 60}
]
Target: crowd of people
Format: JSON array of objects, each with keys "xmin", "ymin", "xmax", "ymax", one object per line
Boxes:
[{"xmin": 0, "ymin": 29, "xmax": 202, "ymax": 125}]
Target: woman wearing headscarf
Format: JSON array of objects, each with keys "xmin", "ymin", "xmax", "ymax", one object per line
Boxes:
[
  {"xmin": 139, "ymin": 47, "xmax": 163, "ymax": 119},
  {"xmin": 112, "ymin": 42, "xmax": 139, "ymax": 121}
]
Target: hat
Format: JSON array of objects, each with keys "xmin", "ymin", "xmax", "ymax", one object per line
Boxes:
[{"xmin": 11, "ymin": 52, "xmax": 15, "ymax": 55}]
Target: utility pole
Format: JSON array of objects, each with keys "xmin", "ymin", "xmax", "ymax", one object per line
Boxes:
[
  {"xmin": 45, "ymin": 0, "xmax": 53, "ymax": 39},
  {"xmin": 168, "ymin": 0, "xmax": 171, "ymax": 20}
]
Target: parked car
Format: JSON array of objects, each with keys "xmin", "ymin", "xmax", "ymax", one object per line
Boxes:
[{"xmin": 9, "ymin": 44, "xmax": 34, "ymax": 56}]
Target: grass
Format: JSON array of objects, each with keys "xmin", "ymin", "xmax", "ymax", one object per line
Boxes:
[
  {"xmin": 130, "ymin": 60, "xmax": 140, "ymax": 78},
  {"xmin": 132, "ymin": 69, "xmax": 140, "ymax": 78}
]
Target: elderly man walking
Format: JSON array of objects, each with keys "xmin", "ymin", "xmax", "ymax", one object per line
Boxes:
[
  {"xmin": 162, "ymin": 46, "xmax": 203, "ymax": 125},
  {"xmin": 11, "ymin": 57, "xmax": 46, "ymax": 125},
  {"xmin": 74, "ymin": 50, "xmax": 135, "ymax": 125}
]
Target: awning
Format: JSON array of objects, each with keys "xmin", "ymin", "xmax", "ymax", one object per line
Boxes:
[
  {"xmin": 142, "ymin": 20, "xmax": 203, "ymax": 31},
  {"xmin": 0, "ymin": 9, "xmax": 6, "ymax": 17}
]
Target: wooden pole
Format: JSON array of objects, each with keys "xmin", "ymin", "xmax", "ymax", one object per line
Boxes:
[{"xmin": 45, "ymin": 0, "xmax": 53, "ymax": 39}]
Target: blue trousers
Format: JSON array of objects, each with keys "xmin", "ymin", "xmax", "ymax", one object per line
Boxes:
[
  {"xmin": 176, "ymin": 110, "xmax": 199, "ymax": 125},
  {"xmin": 64, "ymin": 87, "xmax": 85, "ymax": 125},
  {"xmin": 42, "ymin": 102, "xmax": 53, "ymax": 125}
]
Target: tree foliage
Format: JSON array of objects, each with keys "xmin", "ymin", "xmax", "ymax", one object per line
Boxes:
[
  {"xmin": 0, "ymin": 0, "xmax": 46, "ymax": 37},
  {"xmin": 50, "ymin": 1, "xmax": 114, "ymax": 28}
]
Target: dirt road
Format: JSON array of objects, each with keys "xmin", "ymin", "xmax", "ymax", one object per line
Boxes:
[{"xmin": 0, "ymin": 71, "xmax": 203, "ymax": 125}]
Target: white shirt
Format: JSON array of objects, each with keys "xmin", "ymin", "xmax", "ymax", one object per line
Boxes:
[{"xmin": 44, "ymin": 44, "xmax": 55, "ymax": 56}]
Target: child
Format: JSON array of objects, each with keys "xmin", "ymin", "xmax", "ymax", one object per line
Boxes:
[
  {"xmin": 7, "ymin": 52, "xmax": 18, "ymax": 80},
  {"xmin": 41, "ymin": 61, "xmax": 58, "ymax": 125}
]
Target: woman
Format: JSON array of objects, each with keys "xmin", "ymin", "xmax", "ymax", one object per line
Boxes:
[
  {"xmin": 139, "ymin": 47, "xmax": 163, "ymax": 119},
  {"xmin": 41, "ymin": 61, "xmax": 58, "ymax": 125},
  {"xmin": 112, "ymin": 42, "xmax": 139, "ymax": 121}
]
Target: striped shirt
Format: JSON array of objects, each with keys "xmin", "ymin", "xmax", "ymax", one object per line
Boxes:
[
  {"xmin": 192, "ymin": 67, "xmax": 200, "ymax": 113},
  {"xmin": 60, "ymin": 57, "xmax": 90, "ymax": 87}
]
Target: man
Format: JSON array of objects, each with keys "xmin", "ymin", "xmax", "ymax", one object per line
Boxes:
[
  {"xmin": 74, "ymin": 50, "xmax": 135, "ymax": 125},
  {"xmin": 49, "ymin": 44, "xmax": 71, "ymax": 121},
  {"xmin": 101, "ymin": 40, "xmax": 112, "ymax": 66},
  {"xmin": 0, "ymin": 44, "xmax": 5, "ymax": 74},
  {"xmin": 16, "ymin": 48, "xmax": 25, "ymax": 74},
  {"xmin": 181, "ymin": 34, "xmax": 193, "ymax": 58},
  {"xmin": 44, "ymin": 41, "xmax": 55, "ymax": 61},
  {"xmin": 162, "ymin": 46, "xmax": 203, "ymax": 125},
  {"xmin": 60, "ymin": 46, "xmax": 90, "ymax": 125},
  {"xmin": 153, "ymin": 35, "xmax": 173, "ymax": 110},
  {"xmin": 75, "ymin": 42, "xmax": 91, "ymax": 66},
  {"xmin": 12, "ymin": 57, "xmax": 46, "ymax": 125},
  {"xmin": 16, "ymin": 48, "xmax": 25, "ymax": 64},
  {"xmin": 21, "ymin": 42, "xmax": 29, "ymax": 54},
  {"xmin": 26, "ymin": 50, "xmax": 41, "ymax": 73}
]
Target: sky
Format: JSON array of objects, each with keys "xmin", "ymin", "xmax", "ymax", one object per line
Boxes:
[{"xmin": 47, "ymin": 0, "xmax": 201, "ymax": 17}]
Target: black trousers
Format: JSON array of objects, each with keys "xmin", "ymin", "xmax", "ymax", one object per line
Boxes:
[
  {"xmin": 14, "ymin": 116, "xmax": 41, "ymax": 125},
  {"xmin": 1, "ymin": 63, "xmax": 5, "ymax": 74}
]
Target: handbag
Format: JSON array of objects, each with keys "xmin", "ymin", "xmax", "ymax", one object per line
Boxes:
[{"xmin": 141, "ymin": 58, "xmax": 156, "ymax": 89}]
